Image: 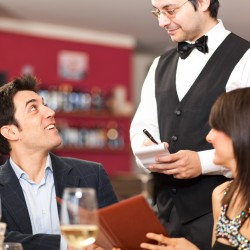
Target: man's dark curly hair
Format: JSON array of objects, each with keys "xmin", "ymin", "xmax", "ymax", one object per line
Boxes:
[
  {"xmin": 0, "ymin": 74, "xmax": 39, "ymax": 155},
  {"xmin": 188, "ymin": 0, "xmax": 220, "ymax": 18}
]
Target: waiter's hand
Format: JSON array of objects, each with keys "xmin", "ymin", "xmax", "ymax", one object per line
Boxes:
[{"xmin": 148, "ymin": 150, "xmax": 202, "ymax": 179}]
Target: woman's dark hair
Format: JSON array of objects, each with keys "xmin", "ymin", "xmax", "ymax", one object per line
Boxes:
[
  {"xmin": 209, "ymin": 88, "xmax": 250, "ymax": 209},
  {"xmin": 0, "ymin": 74, "xmax": 39, "ymax": 155},
  {"xmin": 189, "ymin": 0, "xmax": 220, "ymax": 18}
]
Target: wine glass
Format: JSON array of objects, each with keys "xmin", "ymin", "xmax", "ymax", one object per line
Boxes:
[
  {"xmin": 0, "ymin": 194, "xmax": 2, "ymax": 221},
  {"xmin": 136, "ymin": 167, "xmax": 153, "ymax": 205},
  {"xmin": 3, "ymin": 243, "xmax": 23, "ymax": 250},
  {"xmin": 0, "ymin": 222, "xmax": 6, "ymax": 249},
  {"xmin": 60, "ymin": 188, "xmax": 99, "ymax": 250}
]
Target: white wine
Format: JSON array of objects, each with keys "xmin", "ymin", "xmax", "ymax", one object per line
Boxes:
[{"xmin": 61, "ymin": 224, "xmax": 99, "ymax": 248}]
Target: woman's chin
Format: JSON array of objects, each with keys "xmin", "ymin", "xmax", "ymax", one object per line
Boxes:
[{"xmin": 212, "ymin": 156, "xmax": 221, "ymax": 166}]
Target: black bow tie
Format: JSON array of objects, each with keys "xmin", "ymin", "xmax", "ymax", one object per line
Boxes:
[{"xmin": 177, "ymin": 35, "xmax": 209, "ymax": 59}]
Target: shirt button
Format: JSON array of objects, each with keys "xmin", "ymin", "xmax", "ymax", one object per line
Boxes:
[
  {"xmin": 42, "ymin": 210, "xmax": 46, "ymax": 214},
  {"xmin": 171, "ymin": 135, "xmax": 178, "ymax": 142},
  {"xmin": 174, "ymin": 109, "xmax": 182, "ymax": 116}
]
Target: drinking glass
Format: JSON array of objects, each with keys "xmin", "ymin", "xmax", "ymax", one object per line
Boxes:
[
  {"xmin": 136, "ymin": 167, "xmax": 153, "ymax": 205},
  {"xmin": 60, "ymin": 188, "xmax": 99, "ymax": 250},
  {"xmin": 0, "ymin": 194, "xmax": 2, "ymax": 221},
  {"xmin": 3, "ymin": 243, "xmax": 23, "ymax": 250},
  {"xmin": 0, "ymin": 222, "xmax": 6, "ymax": 248}
]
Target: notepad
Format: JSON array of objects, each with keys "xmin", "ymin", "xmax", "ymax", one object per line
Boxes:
[{"xmin": 134, "ymin": 143, "xmax": 170, "ymax": 168}]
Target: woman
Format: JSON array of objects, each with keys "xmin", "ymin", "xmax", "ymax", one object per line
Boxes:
[{"xmin": 140, "ymin": 88, "xmax": 250, "ymax": 250}]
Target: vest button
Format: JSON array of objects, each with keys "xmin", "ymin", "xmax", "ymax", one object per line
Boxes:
[
  {"xmin": 174, "ymin": 109, "xmax": 182, "ymax": 116},
  {"xmin": 171, "ymin": 135, "xmax": 178, "ymax": 142},
  {"xmin": 171, "ymin": 188, "xmax": 177, "ymax": 194}
]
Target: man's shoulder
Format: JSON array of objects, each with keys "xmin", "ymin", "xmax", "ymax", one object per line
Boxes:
[
  {"xmin": 231, "ymin": 32, "xmax": 249, "ymax": 43},
  {"xmin": 61, "ymin": 156, "xmax": 100, "ymax": 167},
  {"xmin": 50, "ymin": 153, "xmax": 102, "ymax": 170},
  {"xmin": 228, "ymin": 32, "xmax": 250, "ymax": 48}
]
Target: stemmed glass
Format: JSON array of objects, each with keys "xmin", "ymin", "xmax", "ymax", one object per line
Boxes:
[
  {"xmin": 3, "ymin": 243, "xmax": 23, "ymax": 250},
  {"xmin": 0, "ymin": 196, "xmax": 23, "ymax": 250},
  {"xmin": 0, "ymin": 222, "xmax": 6, "ymax": 249},
  {"xmin": 60, "ymin": 188, "xmax": 99, "ymax": 250},
  {"xmin": 0, "ymin": 194, "xmax": 2, "ymax": 221},
  {"xmin": 136, "ymin": 167, "xmax": 153, "ymax": 205}
]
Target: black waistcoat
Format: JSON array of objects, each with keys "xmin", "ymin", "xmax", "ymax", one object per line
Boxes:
[{"xmin": 154, "ymin": 33, "xmax": 250, "ymax": 223}]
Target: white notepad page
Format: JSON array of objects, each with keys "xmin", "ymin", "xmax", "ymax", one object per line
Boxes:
[{"xmin": 134, "ymin": 143, "xmax": 170, "ymax": 168}]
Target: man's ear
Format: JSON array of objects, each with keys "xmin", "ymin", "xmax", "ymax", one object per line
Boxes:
[
  {"xmin": 0, "ymin": 125, "xmax": 19, "ymax": 140},
  {"xmin": 198, "ymin": 0, "xmax": 210, "ymax": 12}
]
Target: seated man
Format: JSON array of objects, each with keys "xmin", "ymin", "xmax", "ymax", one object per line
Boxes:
[{"xmin": 0, "ymin": 75, "xmax": 117, "ymax": 250}]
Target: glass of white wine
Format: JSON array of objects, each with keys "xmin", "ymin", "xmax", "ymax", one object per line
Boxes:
[
  {"xmin": 60, "ymin": 188, "xmax": 99, "ymax": 250},
  {"xmin": 0, "ymin": 194, "xmax": 2, "ymax": 221},
  {"xmin": 3, "ymin": 243, "xmax": 23, "ymax": 250},
  {"xmin": 136, "ymin": 167, "xmax": 153, "ymax": 205}
]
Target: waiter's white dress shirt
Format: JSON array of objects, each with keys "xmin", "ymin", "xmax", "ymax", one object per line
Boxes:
[{"xmin": 130, "ymin": 20, "xmax": 250, "ymax": 177}]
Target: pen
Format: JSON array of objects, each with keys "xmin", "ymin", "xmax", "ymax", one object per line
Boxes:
[{"xmin": 143, "ymin": 129, "xmax": 158, "ymax": 144}]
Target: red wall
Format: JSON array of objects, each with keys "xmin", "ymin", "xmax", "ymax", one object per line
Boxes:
[
  {"xmin": 0, "ymin": 31, "xmax": 133, "ymax": 99},
  {"xmin": 0, "ymin": 30, "xmax": 134, "ymax": 175}
]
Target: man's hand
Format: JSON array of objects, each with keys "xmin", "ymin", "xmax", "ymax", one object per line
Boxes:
[{"xmin": 148, "ymin": 150, "xmax": 202, "ymax": 179}]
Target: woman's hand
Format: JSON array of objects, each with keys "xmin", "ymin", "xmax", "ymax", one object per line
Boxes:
[
  {"xmin": 140, "ymin": 233, "xmax": 200, "ymax": 250},
  {"xmin": 76, "ymin": 244, "xmax": 106, "ymax": 250},
  {"xmin": 67, "ymin": 244, "xmax": 121, "ymax": 250}
]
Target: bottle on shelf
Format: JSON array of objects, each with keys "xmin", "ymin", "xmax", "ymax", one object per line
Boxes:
[
  {"xmin": 106, "ymin": 121, "xmax": 124, "ymax": 149},
  {"xmin": 90, "ymin": 86, "xmax": 105, "ymax": 111},
  {"xmin": 39, "ymin": 85, "xmax": 113, "ymax": 113}
]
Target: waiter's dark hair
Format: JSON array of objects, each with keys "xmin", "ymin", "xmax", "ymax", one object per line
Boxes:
[{"xmin": 188, "ymin": 0, "xmax": 220, "ymax": 18}]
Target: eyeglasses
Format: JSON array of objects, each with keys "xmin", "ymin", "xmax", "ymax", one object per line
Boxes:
[{"xmin": 151, "ymin": 0, "xmax": 189, "ymax": 19}]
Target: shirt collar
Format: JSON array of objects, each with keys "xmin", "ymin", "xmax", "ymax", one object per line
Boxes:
[
  {"xmin": 182, "ymin": 19, "xmax": 231, "ymax": 58},
  {"xmin": 204, "ymin": 19, "xmax": 231, "ymax": 52},
  {"xmin": 186, "ymin": 20, "xmax": 230, "ymax": 47},
  {"xmin": 10, "ymin": 154, "xmax": 53, "ymax": 180}
]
